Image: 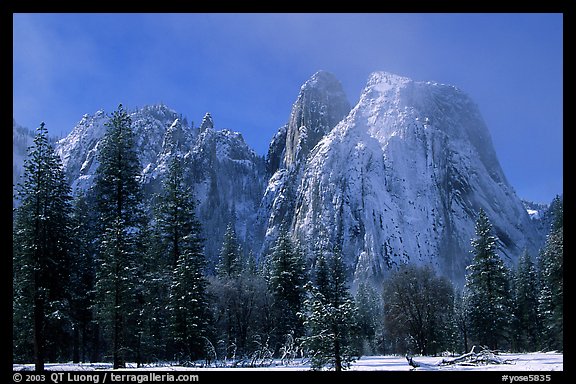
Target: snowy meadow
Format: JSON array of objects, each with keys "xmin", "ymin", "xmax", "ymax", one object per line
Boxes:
[{"xmin": 13, "ymin": 352, "xmax": 562, "ymax": 372}]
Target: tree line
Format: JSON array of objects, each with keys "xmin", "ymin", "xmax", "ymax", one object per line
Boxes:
[
  {"xmin": 381, "ymin": 204, "xmax": 563, "ymax": 357},
  {"xmin": 13, "ymin": 105, "xmax": 563, "ymax": 371}
]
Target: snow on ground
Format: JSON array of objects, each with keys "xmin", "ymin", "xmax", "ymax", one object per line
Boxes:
[{"xmin": 13, "ymin": 352, "xmax": 563, "ymax": 371}]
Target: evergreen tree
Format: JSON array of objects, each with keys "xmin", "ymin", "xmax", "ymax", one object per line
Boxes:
[
  {"xmin": 140, "ymin": 124, "xmax": 190, "ymax": 362},
  {"xmin": 68, "ymin": 190, "xmax": 98, "ymax": 363},
  {"xmin": 268, "ymin": 228, "xmax": 307, "ymax": 350},
  {"xmin": 216, "ymin": 224, "xmax": 242, "ymax": 278},
  {"xmin": 156, "ymin": 155, "xmax": 209, "ymax": 361},
  {"xmin": 513, "ymin": 250, "xmax": 541, "ymax": 352},
  {"xmin": 313, "ymin": 249, "xmax": 330, "ymax": 300},
  {"xmin": 92, "ymin": 105, "xmax": 147, "ymax": 368},
  {"xmin": 210, "ymin": 223, "xmax": 244, "ymax": 359},
  {"xmin": 464, "ymin": 208, "xmax": 513, "ymax": 350},
  {"xmin": 538, "ymin": 196, "xmax": 563, "ymax": 351},
  {"xmin": 244, "ymin": 249, "xmax": 258, "ymax": 276},
  {"xmin": 137, "ymin": 223, "xmax": 170, "ymax": 362},
  {"xmin": 13, "ymin": 122, "xmax": 73, "ymax": 370},
  {"xmin": 299, "ymin": 246, "xmax": 359, "ymax": 371}
]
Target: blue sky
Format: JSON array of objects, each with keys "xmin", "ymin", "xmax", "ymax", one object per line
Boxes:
[{"xmin": 13, "ymin": 13, "xmax": 563, "ymax": 204}]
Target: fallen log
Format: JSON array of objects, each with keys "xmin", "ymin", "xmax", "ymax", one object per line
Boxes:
[
  {"xmin": 406, "ymin": 355, "xmax": 419, "ymax": 368},
  {"xmin": 406, "ymin": 346, "xmax": 516, "ymax": 370},
  {"xmin": 438, "ymin": 346, "xmax": 516, "ymax": 367}
]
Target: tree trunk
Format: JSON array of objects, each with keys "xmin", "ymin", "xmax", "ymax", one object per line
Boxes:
[
  {"xmin": 334, "ymin": 333, "xmax": 342, "ymax": 372},
  {"xmin": 438, "ymin": 345, "xmax": 514, "ymax": 366},
  {"xmin": 33, "ymin": 294, "xmax": 45, "ymax": 372},
  {"xmin": 136, "ymin": 332, "xmax": 142, "ymax": 368},
  {"xmin": 113, "ymin": 263, "xmax": 124, "ymax": 369},
  {"xmin": 463, "ymin": 327, "xmax": 468, "ymax": 354},
  {"xmin": 91, "ymin": 323, "xmax": 100, "ymax": 363},
  {"xmin": 73, "ymin": 325, "xmax": 80, "ymax": 363}
]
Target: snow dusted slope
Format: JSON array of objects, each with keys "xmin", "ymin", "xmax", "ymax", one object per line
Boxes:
[
  {"xmin": 53, "ymin": 105, "xmax": 265, "ymax": 266},
  {"xmin": 55, "ymin": 105, "xmax": 189, "ymax": 192},
  {"xmin": 291, "ymin": 72, "xmax": 540, "ymax": 285}
]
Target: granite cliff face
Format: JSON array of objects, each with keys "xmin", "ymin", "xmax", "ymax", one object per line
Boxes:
[
  {"xmin": 286, "ymin": 72, "xmax": 541, "ymax": 285},
  {"xmin": 257, "ymin": 71, "xmax": 351, "ymax": 254},
  {"xmin": 282, "ymin": 71, "xmax": 351, "ymax": 169}
]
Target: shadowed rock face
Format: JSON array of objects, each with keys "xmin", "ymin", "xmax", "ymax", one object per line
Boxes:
[
  {"xmin": 257, "ymin": 71, "xmax": 352, "ymax": 255},
  {"xmin": 283, "ymin": 70, "xmax": 351, "ymax": 169}
]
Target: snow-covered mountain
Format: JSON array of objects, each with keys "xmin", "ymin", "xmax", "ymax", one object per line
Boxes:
[
  {"xmin": 13, "ymin": 70, "xmax": 549, "ymax": 286},
  {"xmin": 285, "ymin": 71, "xmax": 542, "ymax": 285},
  {"xmin": 52, "ymin": 104, "xmax": 265, "ymax": 266},
  {"xmin": 55, "ymin": 105, "xmax": 193, "ymax": 192}
]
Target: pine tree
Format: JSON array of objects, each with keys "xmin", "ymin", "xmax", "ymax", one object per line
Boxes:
[
  {"xmin": 244, "ymin": 249, "xmax": 258, "ymax": 276},
  {"xmin": 209, "ymin": 223, "xmax": 244, "ymax": 359},
  {"xmin": 92, "ymin": 105, "xmax": 147, "ymax": 368},
  {"xmin": 136, "ymin": 223, "xmax": 170, "ymax": 362},
  {"xmin": 299, "ymin": 246, "xmax": 360, "ymax": 371},
  {"xmin": 313, "ymin": 249, "xmax": 330, "ymax": 301},
  {"xmin": 216, "ymin": 224, "xmax": 242, "ymax": 278},
  {"xmin": 513, "ymin": 250, "xmax": 541, "ymax": 352},
  {"xmin": 538, "ymin": 196, "xmax": 563, "ymax": 351},
  {"xmin": 268, "ymin": 228, "xmax": 307, "ymax": 350},
  {"xmin": 13, "ymin": 122, "xmax": 73, "ymax": 370},
  {"xmin": 68, "ymin": 190, "xmax": 98, "ymax": 363},
  {"xmin": 155, "ymin": 155, "xmax": 209, "ymax": 362},
  {"xmin": 209, "ymin": 228, "xmax": 275, "ymax": 361},
  {"xmin": 464, "ymin": 208, "xmax": 513, "ymax": 350}
]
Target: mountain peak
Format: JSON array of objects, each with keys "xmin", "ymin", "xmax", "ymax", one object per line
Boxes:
[
  {"xmin": 200, "ymin": 112, "xmax": 214, "ymax": 132},
  {"xmin": 300, "ymin": 70, "xmax": 341, "ymax": 91},
  {"xmin": 367, "ymin": 71, "xmax": 411, "ymax": 87},
  {"xmin": 283, "ymin": 71, "xmax": 351, "ymax": 168}
]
